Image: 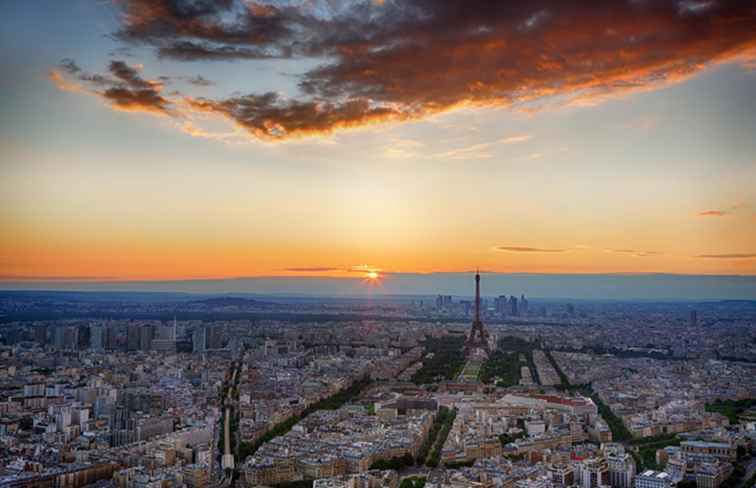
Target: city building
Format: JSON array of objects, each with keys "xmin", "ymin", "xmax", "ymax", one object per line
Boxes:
[{"xmin": 634, "ymin": 471, "xmax": 672, "ymax": 488}]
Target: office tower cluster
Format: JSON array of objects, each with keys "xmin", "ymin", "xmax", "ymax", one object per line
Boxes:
[
  {"xmin": 434, "ymin": 290, "xmax": 529, "ymax": 318},
  {"xmin": 435, "ymin": 294, "xmax": 453, "ymax": 310},
  {"xmin": 495, "ymin": 293, "xmax": 529, "ymax": 317},
  {"xmin": 192, "ymin": 325, "xmax": 224, "ymax": 353},
  {"xmin": 30, "ymin": 320, "xmax": 184, "ymax": 353}
]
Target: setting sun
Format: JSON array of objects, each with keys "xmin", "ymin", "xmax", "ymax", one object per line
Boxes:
[{"xmin": 366, "ymin": 271, "xmax": 379, "ymax": 280}]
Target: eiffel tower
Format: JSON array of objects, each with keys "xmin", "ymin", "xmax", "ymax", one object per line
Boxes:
[{"xmin": 465, "ymin": 271, "xmax": 491, "ymax": 358}]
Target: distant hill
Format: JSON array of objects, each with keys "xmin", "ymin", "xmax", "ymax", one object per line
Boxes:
[
  {"xmin": 1, "ymin": 273, "xmax": 755, "ymax": 300},
  {"xmin": 187, "ymin": 296, "xmax": 275, "ymax": 308}
]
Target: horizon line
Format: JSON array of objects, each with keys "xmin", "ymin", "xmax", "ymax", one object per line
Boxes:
[{"xmin": 3, "ymin": 270, "xmax": 756, "ymax": 283}]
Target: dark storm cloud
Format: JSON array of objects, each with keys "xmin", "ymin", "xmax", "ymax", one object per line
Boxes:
[
  {"xmin": 115, "ymin": 0, "xmax": 299, "ymax": 53},
  {"xmin": 187, "ymin": 92, "xmax": 411, "ymax": 140},
  {"xmin": 54, "ymin": 0, "xmax": 756, "ymax": 139},
  {"xmin": 101, "ymin": 86, "xmax": 171, "ymax": 114},
  {"xmin": 50, "ymin": 59, "xmax": 173, "ymax": 115},
  {"xmin": 108, "ymin": 60, "xmax": 153, "ymax": 89},
  {"xmin": 157, "ymin": 41, "xmax": 282, "ymax": 61}
]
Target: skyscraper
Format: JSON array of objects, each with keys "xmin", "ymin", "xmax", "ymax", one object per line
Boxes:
[
  {"xmin": 90, "ymin": 326, "xmax": 104, "ymax": 351},
  {"xmin": 54, "ymin": 326, "xmax": 66, "ymax": 350},
  {"xmin": 435, "ymin": 295, "xmax": 452, "ymax": 310},
  {"xmin": 127, "ymin": 324, "xmax": 140, "ymax": 351},
  {"xmin": 54, "ymin": 326, "xmax": 79, "ymax": 350},
  {"xmin": 103, "ymin": 326, "xmax": 116, "ymax": 351},
  {"xmin": 495, "ymin": 295, "xmax": 508, "ymax": 316},
  {"xmin": 34, "ymin": 326, "xmax": 48, "ymax": 347},
  {"xmin": 139, "ymin": 325, "xmax": 154, "ymax": 351},
  {"xmin": 78, "ymin": 325, "xmax": 90, "ymax": 350},
  {"xmin": 193, "ymin": 327, "xmax": 206, "ymax": 353},
  {"xmin": 151, "ymin": 322, "xmax": 178, "ymax": 353},
  {"xmin": 207, "ymin": 326, "xmax": 224, "ymax": 350}
]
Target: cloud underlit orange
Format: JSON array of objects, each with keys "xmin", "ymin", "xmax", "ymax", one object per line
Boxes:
[
  {"xmin": 51, "ymin": 59, "xmax": 172, "ymax": 116},
  {"xmin": 49, "ymin": 0, "xmax": 756, "ymax": 140}
]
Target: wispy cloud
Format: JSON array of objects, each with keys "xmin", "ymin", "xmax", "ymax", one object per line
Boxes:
[
  {"xmin": 285, "ymin": 267, "xmax": 340, "ymax": 272},
  {"xmin": 346, "ymin": 265, "xmax": 382, "ymax": 274},
  {"xmin": 284, "ymin": 265, "xmax": 383, "ymax": 274},
  {"xmin": 392, "ymin": 133, "xmax": 531, "ymax": 161},
  {"xmin": 607, "ymin": 249, "xmax": 662, "ymax": 257},
  {"xmin": 185, "ymin": 75, "xmax": 215, "ymax": 87},
  {"xmin": 175, "ymin": 121, "xmax": 250, "ymax": 145},
  {"xmin": 500, "ymin": 134, "xmax": 532, "ymax": 144},
  {"xmin": 384, "ymin": 138, "xmax": 426, "ymax": 159},
  {"xmin": 48, "ymin": 70, "xmax": 84, "ymax": 93},
  {"xmin": 392, "ymin": 138, "xmax": 425, "ymax": 149},
  {"xmin": 623, "ymin": 116, "xmax": 658, "ymax": 131},
  {"xmin": 698, "ymin": 210, "xmax": 729, "ymax": 217},
  {"xmin": 697, "ymin": 204, "xmax": 745, "ymax": 217},
  {"xmin": 0, "ymin": 275, "xmax": 118, "ymax": 281},
  {"xmin": 434, "ymin": 142, "xmax": 493, "ymax": 160},
  {"xmin": 496, "ymin": 246, "xmax": 567, "ymax": 253},
  {"xmin": 696, "ymin": 253, "xmax": 756, "ymax": 259}
]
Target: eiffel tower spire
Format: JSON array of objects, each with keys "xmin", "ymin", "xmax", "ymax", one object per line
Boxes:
[
  {"xmin": 475, "ymin": 269, "xmax": 481, "ymax": 323},
  {"xmin": 465, "ymin": 270, "xmax": 491, "ymax": 358}
]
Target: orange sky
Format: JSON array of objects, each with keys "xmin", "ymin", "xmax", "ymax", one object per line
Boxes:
[{"xmin": 2, "ymin": 144, "xmax": 755, "ymax": 280}]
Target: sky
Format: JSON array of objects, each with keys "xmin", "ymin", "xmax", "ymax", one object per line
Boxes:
[{"xmin": 1, "ymin": 0, "xmax": 756, "ymax": 295}]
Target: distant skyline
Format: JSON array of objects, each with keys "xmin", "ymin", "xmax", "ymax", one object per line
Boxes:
[
  {"xmin": 1, "ymin": 272, "xmax": 755, "ymax": 301},
  {"xmin": 1, "ymin": 1, "xmax": 755, "ymax": 282}
]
